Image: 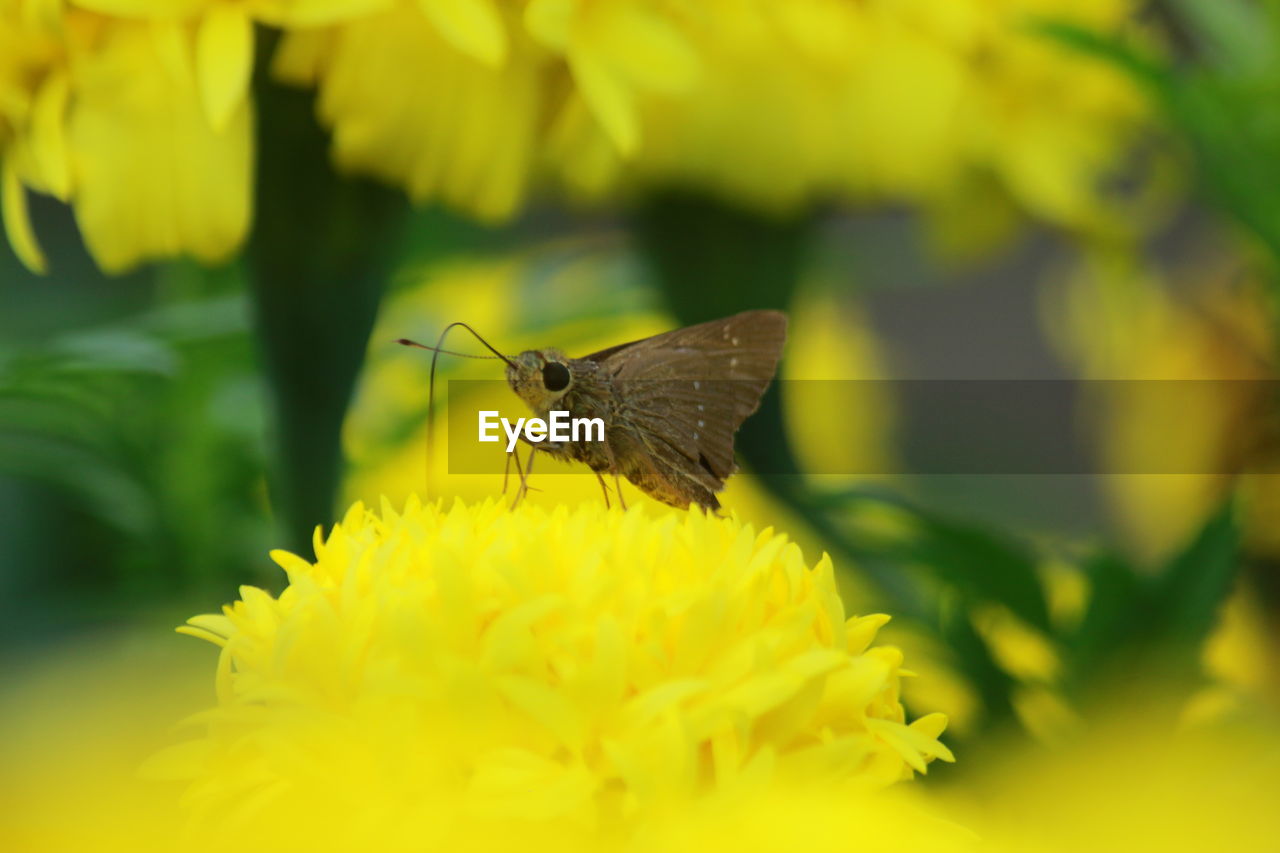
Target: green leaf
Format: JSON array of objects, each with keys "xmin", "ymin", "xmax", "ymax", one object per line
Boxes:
[
  {"xmin": 1032, "ymin": 20, "xmax": 1167, "ymax": 90},
  {"xmin": 1168, "ymin": 0, "xmax": 1277, "ymax": 75},
  {"xmin": 1064, "ymin": 549, "xmax": 1144, "ymax": 685},
  {"xmin": 1064, "ymin": 503, "xmax": 1241, "ymax": 697},
  {"xmin": 1155, "ymin": 499, "xmax": 1241, "ymax": 649},
  {"xmin": 895, "ymin": 512, "xmax": 1052, "ymax": 634},
  {"xmin": 0, "ymin": 431, "xmax": 154, "ymax": 537},
  {"xmin": 829, "ymin": 488, "xmax": 1052, "ymax": 633},
  {"xmin": 935, "ymin": 601, "xmax": 1017, "ymax": 727},
  {"xmin": 1044, "ymin": 12, "xmax": 1280, "ymax": 289}
]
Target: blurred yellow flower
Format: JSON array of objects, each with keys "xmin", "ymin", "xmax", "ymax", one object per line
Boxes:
[
  {"xmin": 1043, "ymin": 253, "xmax": 1274, "ymax": 561},
  {"xmin": 159, "ymin": 498, "xmax": 953, "ymax": 846},
  {"xmin": 274, "ymin": 2, "xmax": 550, "ymax": 222},
  {"xmin": 1040, "ymin": 258, "xmax": 1280, "ymax": 728},
  {"xmin": 0, "ymin": 0, "xmax": 390, "ymax": 273},
  {"xmin": 1, "ymin": 0, "xmax": 75, "ymax": 272},
  {"xmin": 548, "ymin": 0, "xmax": 1152, "ymax": 230},
  {"xmin": 972, "ymin": 604, "xmax": 1061, "ymax": 685},
  {"xmin": 878, "ymin": 622, "xmax": 983, "ymax": 737},
  {"xmin": 4, "ymin": 0, "xmax": 1154, "ymax": 271},
  {"xmin": 73, "ymin": 0, "xmax": 384, "ymax": 126},
  {"xmin": 951, "ymin": 704, "xmax": 1280, "ymax": 852},
  {"xmin": 783, "ymin": 278, "xmax": 897, "ymax": 487},
  {"xmin": 1, "ymin": 2, "xmax": 253, "ymax": 272},
  {"xmin": 284, "ymin": 0, "xmax": 1150, "ymax": 230},
  {"xmin": 1184, "ymin": 586, "xmax": 1280, "ymax": 725},
  {"xmin": 0, "ymin": 631, "xmax": 206, "ymax": 853}
]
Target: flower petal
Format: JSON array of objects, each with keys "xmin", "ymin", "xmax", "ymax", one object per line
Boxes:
[
  {"xmin": 67, "ymin": 21, "xmax": 252, "ymax": 273},
  {"xmin": 271, "ymin": 29, "xmax": 332, "ymax": 85},
  {"xmin": 30, "ymin": 71, "xmax": 72, "ymax": 200},
  {"xmin": 416, "ymin": 0, "xmax": 507, "ymax": 66},
  {"xmin": 73, "ymin": 0, "xmax": 204, "ymax": 19},
  {"xmin": 524, "ymin": 0, "xmax": 575, "ymax": 51},
  {"xmin": 2, "ymin": 158, "xmax": 47, "ymax": 274},
  {"xmin": 585, "ymin": 5, "xmax": 697, "ymax": 93},
  {"xmin": 197, "ymin": 4, "xmax": 253, "ymax": 130},
  {"xmin": 316, "ymin": 5, "xmax": 537, "ymax": 220},
  {"xmin": 569, "ymin": 51, "xmax": 638, "ymax": 155}
]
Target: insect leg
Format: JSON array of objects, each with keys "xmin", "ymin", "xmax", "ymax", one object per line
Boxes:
[
  {"xmin": 520, "ymin": 446, "xmax": 539, "ymax": 506},
  {"xmin": 512, "ymin": 445, "xmax": 539, "ymax": 509},
  {"xmin": 509, "ymin": 447, "xmax": 527, "ymax": 509},
  {"xmin": 599, "ymin": 439, "xmax": 628, "ymax": 511},
  {"xmin": 594, "ymin": 471, "xmax": 612, "ymax": 510}
]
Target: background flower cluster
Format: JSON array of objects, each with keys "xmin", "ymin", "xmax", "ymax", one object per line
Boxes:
[{"xmin": 3, "ymin": 0, "xmax": 1148, "ymax": 273}]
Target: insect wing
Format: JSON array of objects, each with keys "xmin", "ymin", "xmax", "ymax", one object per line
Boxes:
[{"xmin": 585, "ymin": 310, "xmax": 787, "ymax": 482}]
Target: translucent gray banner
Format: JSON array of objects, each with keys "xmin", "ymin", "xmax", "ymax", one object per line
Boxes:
[{"xmin": 442, "ymin": 379, "xmax": 1277, "ymax": 475}]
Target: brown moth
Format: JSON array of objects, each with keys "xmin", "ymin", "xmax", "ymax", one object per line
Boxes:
[{"xmin": 504, "ymin": 310, "xmax": 787, "ymax": 510}]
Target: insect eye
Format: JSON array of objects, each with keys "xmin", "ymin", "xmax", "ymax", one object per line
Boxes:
[{"xmin": 541, "ymin": 361, "xmax": 571, "ymax": 392}]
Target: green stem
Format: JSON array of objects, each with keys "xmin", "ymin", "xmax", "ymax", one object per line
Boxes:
[
  {"xmin": 633, "ymin": 191, "xmax": 811, "ymax": 475},
  {"xmin": 247, "ymin": 51, "xmax": 407, "ymax": 553}
]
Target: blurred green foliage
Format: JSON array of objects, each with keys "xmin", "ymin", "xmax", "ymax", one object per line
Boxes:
[{"xmin": 0, "ymin": 263, "xmax": 271, "ymax": 646}]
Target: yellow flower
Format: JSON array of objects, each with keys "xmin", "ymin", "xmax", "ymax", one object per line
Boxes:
[
  {"xmin": 1043, "ymin": 253, "xmax": 1273, "ymax": 561},
  {"xmin": 1, "ymin": 0, "xmax": 386, "ymax": 273},
  {"xmin": 164, "ymin": 498, "xmax": 953, "ymax": 845},
  {"xmin": 1, "ymin": 0, "xmax": 73, "ymax": 272},
  {"xmin": 74, "ymin": 0, "xmax": 384, "ymax": 126},
  {"xmin": 971, "ymin": 604, "xmax": 1061, "ymax": 685},
  {"xmin": 1184, "ymin": 587, "xmax": 1280, "ymax": 725},
  {"xmin": 5, "ymin": 0, "xmax": 1153, "ymax": 270},
  {"xmin": 951, "ymin": 703, "xmax": 1280, "ymax": 852},
  {"xmin": 1, "ymin": 2, "xmax": 253, "ymax": 272},
  {"xmin": 0, "ymin": 625, "xmax": 966, "ymax": 853},
  {"xmin": 525, "ymin": 0, "xmax": 699, "ymax": 156},
  {"xmin": 67, "ymin": 18, "xmax": 253, "ymax": 272},
  {"xmin": 549, "ymin": 0, "xmax": 1152, "ymax": 229},
  {"xmin": 274, "ymin": 1, "xmax": 549, "ymax": 222},
  {"xmin": 282, "ymin": 0, "xmax": 1150, "ymax": 232}
]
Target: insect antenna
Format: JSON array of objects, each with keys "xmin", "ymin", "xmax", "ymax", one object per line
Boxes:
[
  {"xmin": 395, "ymin": 341, "xmax": 507, "ymax": 360},
  {"xmin": 397, "ymin": 323, "xmax": 517, "ymax": 501}
]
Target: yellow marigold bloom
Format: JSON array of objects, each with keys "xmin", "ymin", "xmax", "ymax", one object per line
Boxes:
[
  {"xmin": 953, "ymin": 704, "xmax": 1280, "ymax": 852},
  {"xmin": 1, "ymin": 0, "xmax": 386, "ymax": 273},
  {"xmin": 1043, "ymin": 254, "xmax": 1274, "ymax": 561},
  {"xmin": 1, "ymin": 0, "xmax": 73, "ymax": 272},
  {"xmin": 274, "ymin": 3, "xmax": 551, "ymax": 222},
  {"xmin": 5, "ymin": 0, "xmax": 1152, "ymax": 269},
  {"xmin": 164, "ymin": 499, "xmax": 953, "ymax": 845},
  {"xmin": 550, "ymin": 0, "xmax": 1150, "ymax": 227},
  {"xmin": 1, "ymin": 2, "xmax": 253, "ymax": 272},
  {"xmin": 72, "ymin": 0, "xmax": 384, "ymax": 130},
  {"xmin": 1183, "ymin": 587, "xmax": 1280, "ymax": 726},
  {"xmin": 281, "ymin": 0, "xmax": 1149, "ymax": 231}
]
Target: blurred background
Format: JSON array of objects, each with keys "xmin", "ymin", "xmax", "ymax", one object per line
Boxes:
[{"xmin": 4, "ymin": 0, "xmax": 1280, "ymax": 783}]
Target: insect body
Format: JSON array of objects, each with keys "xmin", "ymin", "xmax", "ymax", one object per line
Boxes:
[{"xmin": 504, "ymin": 310, "xmax": 787, "ymax": 510}]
